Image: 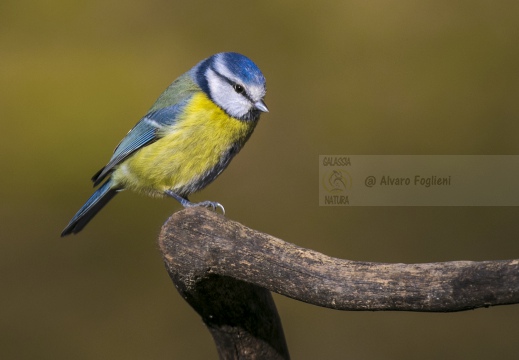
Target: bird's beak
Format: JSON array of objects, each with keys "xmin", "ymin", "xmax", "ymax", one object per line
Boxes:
[{"xmin": 254, "ymin": 100, "xmax": 269, "ymax": 113}]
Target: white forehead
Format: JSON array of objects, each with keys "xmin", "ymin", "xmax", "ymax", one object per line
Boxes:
[{"xmin": 213, "ymin": 54, "xmax": 241, "ymax": 85}]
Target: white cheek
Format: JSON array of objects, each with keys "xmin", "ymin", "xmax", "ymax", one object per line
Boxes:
[{"xmin": 207, "ymin": 70, "xmax": 250, "ymax": 118}]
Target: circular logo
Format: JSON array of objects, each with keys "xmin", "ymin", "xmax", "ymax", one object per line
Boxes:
[{"xmin": 322, "ymin": 169, "xmax": 352, "ymax": 193}]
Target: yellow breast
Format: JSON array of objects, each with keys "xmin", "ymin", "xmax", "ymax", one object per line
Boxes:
[{"xmin": 111, "ymin": 92, "xmax": 257, "ymax": 197}]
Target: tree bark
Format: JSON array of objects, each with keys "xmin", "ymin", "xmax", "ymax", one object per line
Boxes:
[{"xmin": 158, "ymin": 207, "xmax": 519, "ymax": 359}]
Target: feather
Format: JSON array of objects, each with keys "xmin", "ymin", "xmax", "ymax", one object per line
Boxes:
[{"xmin": 91, "ymin": 97, "xmax": 192, "ymax": 186}]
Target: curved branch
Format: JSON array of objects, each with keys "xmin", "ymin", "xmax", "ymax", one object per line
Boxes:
[{"xmin": 158, "ymin": 208, "xmax": 519, "ymax": 358}]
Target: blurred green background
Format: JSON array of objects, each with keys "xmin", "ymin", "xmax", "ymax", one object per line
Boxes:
[{"xmin": 2, "ymin": 0, "xmax": 519, "ymax": 359}]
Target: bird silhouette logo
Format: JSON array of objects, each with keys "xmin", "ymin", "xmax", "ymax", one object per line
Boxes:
[{"xmin": 322, "ymin": 169, "xmax": 352, "ymax": 193}]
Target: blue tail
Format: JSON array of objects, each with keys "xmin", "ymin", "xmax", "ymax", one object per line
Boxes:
[{"xmin": 61, "ymin": 179, "xmax": 118, "ymax": 237}]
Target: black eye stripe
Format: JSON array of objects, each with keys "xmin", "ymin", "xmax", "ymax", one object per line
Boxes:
[{"xmin": 209, "ymin": 67, "xmax": 253, "ymax": 102}]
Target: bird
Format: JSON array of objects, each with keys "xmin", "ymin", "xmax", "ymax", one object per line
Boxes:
[{"xmin": 61, "ymin": 52, "xmax": 268, "ymax": 237}]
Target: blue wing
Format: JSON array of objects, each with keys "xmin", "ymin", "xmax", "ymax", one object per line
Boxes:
[{"xmin": 91, "ymin": 100, "xmax": 189, "ymax": 186}]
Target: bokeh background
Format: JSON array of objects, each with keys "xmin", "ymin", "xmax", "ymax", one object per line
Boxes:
[{"xmin": 2, "ymin": 0, "xmax": 519, "ymax": 359}]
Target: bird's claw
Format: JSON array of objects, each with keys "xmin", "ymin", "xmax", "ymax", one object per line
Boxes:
[
  {"xmin": 164, "ymin": 190, "xmax": 225, "ymax": 215},
  {"xmin": 197, "ymin": 201, "xmax": 225, "ymax": 215}
]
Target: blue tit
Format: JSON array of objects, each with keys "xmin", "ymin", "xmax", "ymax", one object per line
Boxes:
[{"xmin": 61, "ymin": 52, "xmax": 268, "ymax": 236}]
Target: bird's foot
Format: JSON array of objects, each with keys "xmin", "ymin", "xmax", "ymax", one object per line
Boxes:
[
  {"xmin": 165, "ymin": 190, "xmax": 225, "ymax": 215},
  {"xmin": 189, "ymin": 200, "xmax": 225, "ymax": 214}
]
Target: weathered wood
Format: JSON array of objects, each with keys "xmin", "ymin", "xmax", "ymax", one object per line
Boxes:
[{"xmin": 159, "ymin": 208, "xmax": 519, "ymax": 358}]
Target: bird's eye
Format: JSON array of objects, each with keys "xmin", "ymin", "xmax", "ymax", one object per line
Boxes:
[{"xmin": 233, "ymin": 84, "xmax": 245, "ymax": 94}]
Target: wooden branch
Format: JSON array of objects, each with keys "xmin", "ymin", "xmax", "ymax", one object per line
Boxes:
[{"xmin": 159, "ymin": 208, "xmax": 519, "ymax": 358}]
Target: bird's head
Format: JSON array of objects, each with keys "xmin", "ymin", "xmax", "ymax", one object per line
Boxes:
[{"xmin": 194, "ymin": 52, "xmax": 268, "ymax": 121}]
